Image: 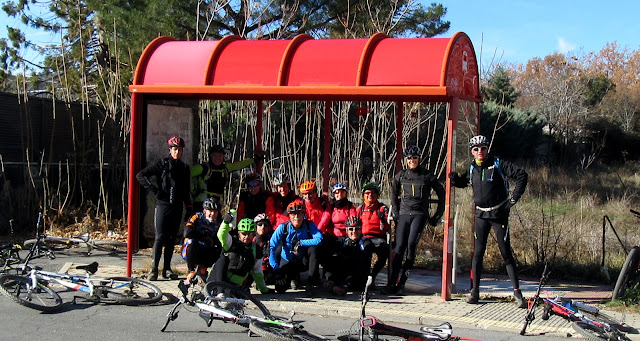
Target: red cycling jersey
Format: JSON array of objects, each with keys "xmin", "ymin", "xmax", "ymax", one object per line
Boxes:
[
  {"xmin": 304, "ymin": 195, "xmax": 332, "ymax": 234},
  {"xmin": 331, "ymin": 202, "xmax": 356, "ymax": 237},
  {"xmin": 356, "ymin": 201, "xmax": 389, "ymax": 237}
]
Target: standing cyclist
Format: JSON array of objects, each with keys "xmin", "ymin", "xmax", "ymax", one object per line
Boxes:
[
  {"xmin": 137, "ymin": 136, "xmax": 193, "ymax": 281},
  {"xmin": 384, "ymin": 145, "xmax": 444, "ymax": 295},
  {"xmin": 191, "ymin": 145, "xmax": 264, "ymax": 208},
  {"xmin": 449, "ymin": 135, "xmax": 528, "ymax": 307}
]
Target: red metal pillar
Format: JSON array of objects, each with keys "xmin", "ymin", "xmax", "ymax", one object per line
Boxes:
[
  {"xmin": 395, "ymin": 102, "xmax": 403, "ymax": 171},
  {"xmin": 126, "ymin": 93, "xmax": 143, "ymax": 277},
  {"xmin": 441, "ymin": 98, "xmax": 459, "ymax": 300},
  {"xmin": 256, "ymin": 100, "xmax": 263, "ymax": 174},
  {"xmin": 322, "ymin": 102, "xmax": 332, "ymax": 195}
]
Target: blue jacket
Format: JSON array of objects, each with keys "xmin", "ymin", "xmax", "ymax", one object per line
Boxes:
[{"xmin": 268, "ymin": 220, "xmax": 322, "ymax": 269}]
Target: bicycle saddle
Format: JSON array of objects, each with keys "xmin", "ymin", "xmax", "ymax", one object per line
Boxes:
[
  {"xmin": 76, "ymin": 262, "xmax": 99, "ymax": 274},
  {"xmin": 73, "ymin": 233, "xmax": 90, "ymax": 242},
  {"xmin": 420, "ymin": 322, "xmax": 453, "ymax": 340}
]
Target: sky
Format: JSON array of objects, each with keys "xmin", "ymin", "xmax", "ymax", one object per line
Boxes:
[
  {"xmin": 2, "ymin": 1, "xmax": 640, "ymax": 71},
  {"xmin": 439, "ymin": 0, "xmax": 640, "ymax": 67}
]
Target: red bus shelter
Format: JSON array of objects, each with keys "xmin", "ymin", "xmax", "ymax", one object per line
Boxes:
[{"xmin": 128, "ymin": 32, "xmax": 481, "ymax": 300}]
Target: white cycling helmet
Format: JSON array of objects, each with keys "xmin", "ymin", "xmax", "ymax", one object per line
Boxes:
[{"xmin": 469, "ymin": 135, "xmax": 489, "ymax": 148}]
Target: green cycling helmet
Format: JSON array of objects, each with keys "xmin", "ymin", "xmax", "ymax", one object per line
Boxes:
[
  {"xmin": 361, "ymin": 182, "xmax": 380, "ymax": 194},
  {"xmin": 237, "ymin": 218, "xmax": 257, "ymax": 233}
]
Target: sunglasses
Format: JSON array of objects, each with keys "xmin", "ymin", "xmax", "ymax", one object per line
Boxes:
[
  {"xmin": 346, "ymin": 227, "xmax": 361, "ymax": 231},
  {"xmin": 248, "ymin": 181, "xmax": 260, "ymax": 187},
  {"xmin": 472, "ymin": 146, "xmax": 488, "ymax": 152},
  {"xmin": 239, "ymin": 231, "xmax": 255, "ymax": 236},
  {"xmin": 256, "ymin": 222, "xmax": 269, "ymax": 226},
  {"xmin": 406, "ymin": 156, "xmax": 419, "ymax": 160}
]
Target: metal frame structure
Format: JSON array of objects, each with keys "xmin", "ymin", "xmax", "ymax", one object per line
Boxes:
[{"xmin": 127, "ymin": 32, "xmax": 481, "ymax": 300}]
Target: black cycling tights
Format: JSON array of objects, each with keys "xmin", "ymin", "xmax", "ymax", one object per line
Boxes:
[
  {"xmin": 471, "ymin": 217, "xmax": 519, "ymax": 293},
  {"xmin": 389, "ymin": 214, "xmax": 427, "ymax": 287},
  {"xmin": 153, "ymin": 204, "xmax": 182, "ymax": 271}
]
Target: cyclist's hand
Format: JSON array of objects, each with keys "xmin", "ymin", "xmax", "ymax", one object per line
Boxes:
[
  {"xmin": 150, "ymin": 185, "xmax": 159, "ymax": 195},
  {"xmin": 291, "ymin": 240, "xmax": 301, "ymax": 255},
  {"xmin": 505, "ymin": 197, "xmax": 518, "ymax": 209},
  {"xmin": 223, "ymin": 213, "xmax": 234, "ymax": 224},
  {"xmin": 448, "ymin": 172, "xmax": 458, "ymax": 179}
]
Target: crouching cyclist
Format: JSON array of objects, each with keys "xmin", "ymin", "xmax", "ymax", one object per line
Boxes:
[
  {"xmin": 269, "ymin": 199, "xmax": 323, "ymax": 294},
  {"xmin": 182, "ymin": 197, "xmax": 223, "ymax": 283},
  {"xmin": 208, "ymin": 213, "xmax": 271, "ymax": 294}
]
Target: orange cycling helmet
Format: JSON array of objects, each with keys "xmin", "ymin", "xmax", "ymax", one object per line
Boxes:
[
  {"xmin": 299, "ymin": 180, "xmax": 317, "ymax": 194},
  {"xmin": 287, "ymin": 199, "xmax": 305, "ymax": 213}
]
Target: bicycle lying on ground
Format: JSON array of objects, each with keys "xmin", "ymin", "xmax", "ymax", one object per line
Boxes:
[
  {"xmin": 161, "ymin": 275, "xmax": 327, "ymax": 340},
  {"xmin": 521, "ymin": 264, "xmax": 631, "ymax": 340},
  {"xmin": 1, "ymin": 219, "xmax": 22, "ymax": 273},
  {"xmin": 521, "ymin": 263, "xmax": 550, "ymax": 335},
  {"xmin": 0, "ymin": 261, "xmax": 162, "ymax": 312},
  {"xmin": 337, "ymin": 276, "xmax": 481, "ymax": 341},
  {"xmin": 22, "ymin": 213, "xmax": 127, "ymax": 256},
  {"xmin": 612, "ymin": 209, "xmax": 640, "ymax": 301}
]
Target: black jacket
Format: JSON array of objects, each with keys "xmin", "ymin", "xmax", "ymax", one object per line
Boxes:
[
  {"xmin": 391, "ymin": 166, "xmax": 445, "ymax": 223},
  {"xmin": 452, "ymin": 155, "xmax": 527, "ymax": 219},
  {"xmin": 136, "ymin": 157, "xmax": 192, "ymax": 208}
]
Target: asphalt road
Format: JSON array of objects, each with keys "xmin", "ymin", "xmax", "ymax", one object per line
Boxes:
[
  {"xmin": 0, "ymin": 248, "xmax": 582, "ymax": 340},
  {"xmin": 0, "ymin": 296, "xmax": 573, "ymax": 341}
]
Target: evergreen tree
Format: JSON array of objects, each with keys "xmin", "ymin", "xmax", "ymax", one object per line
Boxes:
[{"xmin": 481, "ymin": 66, "xmax": 519, "ymax": 106}]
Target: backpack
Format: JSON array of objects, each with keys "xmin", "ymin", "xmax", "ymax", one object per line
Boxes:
[{"xmin": 469, "ymin": 157, "xmax": 509, "ymax": 195}]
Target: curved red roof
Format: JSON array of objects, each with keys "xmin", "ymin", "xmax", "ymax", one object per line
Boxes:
[{"xmin": 130, "ymin": 32, "xmax": 480, "ymax": 102}]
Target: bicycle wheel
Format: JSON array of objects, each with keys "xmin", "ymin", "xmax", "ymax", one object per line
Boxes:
[
  {"xmin": 203, "ymin": 281, "xmax": 271, "ymax": 322},
  {"xmin": 0, "ymin": 274, "xmax": 63, "ymax": 312},
  {"xmin": 336, "ymin": 329, "xmax": 374, "ymax": 341},
  {"xmin": 572, "ymin": 321, "xmax": 623, "ymax": 341},
  {"xmin": 23, "ymin": 238, "xmax": 73, "ymax": 251},
  {"xmin": 97, "ymin": 277, "xmax": 162, "ymax": 305},
  {"xmin": 612, "ymin": 246, "xmax": 639, "ymax": 300},
  {"xmin": 250, "ymin": 320, "xmax": 328, "ymax": 341},
  {"xmin": 91, "ymin": 240, "xmax": 128, "ymax": 254}
]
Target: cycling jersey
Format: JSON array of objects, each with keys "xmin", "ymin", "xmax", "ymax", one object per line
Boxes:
[
  {"xmin": 304, "ymin": 195, "xmax": 332, "ymax": 234},
  {"xmin": 330, "ymin": 199, "xmax": 356, "ymax": 237},
  {"xmin": 356, "ymin": 201, "xmax": 389, "ymax": 238}
]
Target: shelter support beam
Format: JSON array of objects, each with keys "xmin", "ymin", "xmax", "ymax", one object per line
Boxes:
[
  {"xmin": 323, "ymin": 102, "xmax": 332, "ymax": 194},
  {"xmin": 395, "ymin": 102, "xmax": 403, "ymax": 171},
  {"xmin": 442, "ymin": 98, "xmax": 458, "ymax": 300},
  {"xmin": 126, "ymin": 93, "xmax": 143, "ymax": 277},
  {"xmin": 257, "ymin": 100, "xmax": 263, "ymax": 174}
]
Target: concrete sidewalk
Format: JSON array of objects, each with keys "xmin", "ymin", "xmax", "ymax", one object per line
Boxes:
[{"xmin": 65, "ymin": 253, "xmax": 640, "ymax": 340}]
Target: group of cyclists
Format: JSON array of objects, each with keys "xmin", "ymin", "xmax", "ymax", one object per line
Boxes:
[{"xmin": 138, "ymin": 134, "xmax": 528, "ymax": 307}]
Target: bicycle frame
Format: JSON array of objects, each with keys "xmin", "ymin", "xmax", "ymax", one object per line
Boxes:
[
  {"xmin": 28, "ymin": 268, "xmax": 129, "ymax": 299},
  {"xmin": 162, "ymin": 279, "xmax": 297, "ymax": 333},
  {"xmin": 341, "ymin": 276, "xmax": 474, "ymax": 341},
  {"xmin": 195, "ymin": 294, "xmax": 295, "ymax": 328}
]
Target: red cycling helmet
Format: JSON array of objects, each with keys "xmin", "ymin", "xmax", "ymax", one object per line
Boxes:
[
  {"xmin": 168, "ymin": 136, "xmax": 185, "ymax": 148},
  {"xmin": 287, "ymin": 199, "xmax": 305, "ymax": 214}
]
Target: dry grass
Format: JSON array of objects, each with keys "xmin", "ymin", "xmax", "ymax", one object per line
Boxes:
[{"xmin": 415, "ymin": 162, "xmax": 640, "ymax": 283}]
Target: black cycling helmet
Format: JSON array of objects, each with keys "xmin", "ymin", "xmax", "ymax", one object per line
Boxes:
[
  {"xmin": 273, "ymin": 172, "xmax": 291, "ymax": 186},
  {"xmin": 345, "ymin": 216, "xmax": 362, "ymax": 228},
  {"xmin": 208, "ymin": 145, "xmax": 225, "ymax": 155},
  {"xmin": 202, "ymin": 197, "xmax": 221, "ymax": 211},
  {"xmin": 403, "ymin": 145, "xmax": 421, "ymax": 158}
]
